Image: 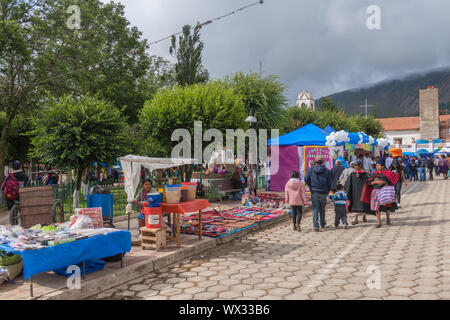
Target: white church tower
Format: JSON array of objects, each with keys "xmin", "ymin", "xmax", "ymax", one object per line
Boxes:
[{"xmin": 296, "ymin": 90, "xmax": 315, "ymax": 110}]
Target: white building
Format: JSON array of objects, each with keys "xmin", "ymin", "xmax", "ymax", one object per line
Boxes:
[
  {"xmin": 377, "ymin": 115, "xmax": 450, "ymax": 152},
  {"xmin": 296, "ymin": 90, "xmax": 315, "ymax": 110}
]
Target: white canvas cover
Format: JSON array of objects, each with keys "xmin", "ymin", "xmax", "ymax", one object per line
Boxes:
[{"xmin": 119, "ymin": 155, "xmax": 195, "ymax": 213}]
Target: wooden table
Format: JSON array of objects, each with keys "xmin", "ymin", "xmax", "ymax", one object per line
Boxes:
[{"xmin": 160, "ymin": 199, "xmax": 211, "ymax": 248}]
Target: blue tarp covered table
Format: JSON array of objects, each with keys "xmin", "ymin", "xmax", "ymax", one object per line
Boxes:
[{"xmin": 0, "ymin": 230, "xmax": 131, "ymax": 280}]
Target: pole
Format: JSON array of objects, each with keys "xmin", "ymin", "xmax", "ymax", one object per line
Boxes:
[{"xmin": 260, "ymin": 60, "xmax": 262, "ymax": 79}]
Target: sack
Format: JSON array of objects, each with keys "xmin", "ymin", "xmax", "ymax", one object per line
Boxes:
[
  {"xmin": 1, "ymin": 174, "xmax": 19, "ymax": 201},
  {"xmin": 0, "ymin": 250, "xmax": 22, "ymax": 267},
  {"xmin": 378, "ymin": 186, "xmax": 396, "ymax": 205}
]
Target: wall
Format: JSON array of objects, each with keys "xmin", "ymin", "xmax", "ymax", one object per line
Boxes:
[
  {"xmin": 420, "ymin": 88, "xmax": 439, "ymax": 139},
  {"xmin": 384, "ymin": 130, "xmax": 420, "ymax": 145}
]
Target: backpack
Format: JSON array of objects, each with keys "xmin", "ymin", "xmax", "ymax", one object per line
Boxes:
[
  {"xmin": 1, "ymin": 174, "xmax": 20, "ymax": 201},
  {"xmin": 196, "ymin": 182, "xmax": 205, "ymax": 197}
]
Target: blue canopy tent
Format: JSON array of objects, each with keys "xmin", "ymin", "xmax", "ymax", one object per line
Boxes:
[
  {"xmin": 416, "ymin": 149, "xmax": 430, "ymax": 154},
  {"xmin": 268, "ymin": 123, "xmax": 329, "ymax": 146},
  {"xmin": 323, "ymin": 125, "xmax": 336, "ymax": 134},
  {"xmin": 268, "ymin": 124, "xmax": 329, "ymax": 191},
  {"xmin": 402, "ymin": 152, "xmax": 415, "ymax": 157}
]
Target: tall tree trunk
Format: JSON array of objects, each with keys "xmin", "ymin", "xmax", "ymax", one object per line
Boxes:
[
  {"xmin": 0, "ymin": 112, "xmax": 13, "ymax": 184},
  {"xmin": 73, "ymin": 165, "xmax": 85, "ymax": 209}
]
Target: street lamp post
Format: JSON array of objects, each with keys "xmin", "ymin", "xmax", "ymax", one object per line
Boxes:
[{"xmin": 245, "ymin": 115, "xmax": 258, "ymax": 192}]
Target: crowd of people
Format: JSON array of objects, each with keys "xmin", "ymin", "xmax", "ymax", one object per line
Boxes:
[{"xmin": 284, "ymin": 152, "xmax": 450, "ymax": 233}]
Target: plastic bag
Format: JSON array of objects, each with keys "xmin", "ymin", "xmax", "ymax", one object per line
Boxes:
[{"xmin": 70, "ymin": 215, "xmax": 94, "ymax": 230}]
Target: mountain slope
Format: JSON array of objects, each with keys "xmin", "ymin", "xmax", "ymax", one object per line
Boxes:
[{"xmin": 317, "ymin": 68, "xmax": 450, "ymax": 118}]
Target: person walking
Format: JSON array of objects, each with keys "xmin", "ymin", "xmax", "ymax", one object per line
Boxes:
[
  {"xmin": 418, "ymin": 155, "xmax": 426, "ymax": 181},
  {"xmin": 425, "ymin": 155, "xmax": 434, "ymax": 180},
  {"xmin": 345, "ymin": 160, "xmax": 374, "ymax": 225},
  {"xmin": 438, "ymin": 154, "xmax": 449, "ymax": 180},
  {"xmin": 389, "ymin": 158, "xmax": 407, "ymax": 208},
  {"xmin": 403, "ymin": 156, "xmax": 410, "ymax": 180},
  {"xmin": 434, "ymin": 155, "xmax": 440, "ymax": 177},
  {"xmin": 330, "ymin": 160, "xmax": 345, "ymax": 192},
  {"xmin": 409, "ymin": 156, "xmax": 418, "ymax": 181},
  {"xmin": 305, "ymin": 156, "xmax": 331, "ymax": 232},
  {"xmin": 2, "ymin": 160, "xmax": 30, "ymax": 211},
  {"xmin": 385, "ymin": 154, "xmax": 394, "ymax": 171},
  {"xmin": 285, "ymin": 170, "xmax": 307, "ymax": 232},
  {"xmin": 339, "ymin": 161, "xmax": 355, "ymax": 186},
  {"xmin": 368, "ymin": 159, "xmax": 399, "ymax": 228},
  {"xmin": 330, "ymin": 184, "xmax": 348, "ymax": 229},
  {"xmin": 363, "ymin": 153, "xmax": 373, "ymax": 172}
]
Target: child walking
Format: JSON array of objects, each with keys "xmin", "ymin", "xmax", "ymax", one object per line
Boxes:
[
  {"xmin": 285, "ymin": 170, "xmax": 307, "ymax": 232},
  {"xmin": 330, "ymin": 184, "xmax": 348, "ymax": 229}
]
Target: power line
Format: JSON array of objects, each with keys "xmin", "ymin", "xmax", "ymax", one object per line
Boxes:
[{"xmin": 19, "ymin": 0, "xmax": 264, "ymax": 91}]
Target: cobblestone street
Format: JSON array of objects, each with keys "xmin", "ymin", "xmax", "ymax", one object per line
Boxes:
[{"xmin": 90, "ymin": 179, "xmax": 450, "ymax": 300}]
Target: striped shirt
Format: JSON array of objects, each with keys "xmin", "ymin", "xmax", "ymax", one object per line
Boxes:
[{"xmin": 330, "ymin": 190, "xmax": 348, "ymax": 206}]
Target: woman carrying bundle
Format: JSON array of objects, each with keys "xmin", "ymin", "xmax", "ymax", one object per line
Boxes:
[{"xmin": 368, "ymin": 159, "xmax": 399, "ymax": 228}]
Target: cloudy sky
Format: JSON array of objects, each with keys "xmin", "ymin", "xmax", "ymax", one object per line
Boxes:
[{"xmin": 104, "ymin": 0, "xmax": 450, "ymax": 105}]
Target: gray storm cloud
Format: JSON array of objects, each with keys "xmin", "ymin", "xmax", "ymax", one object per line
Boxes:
[{"xmin": 102, "ymin": 0, "xmax": 450, "ymax": 105}]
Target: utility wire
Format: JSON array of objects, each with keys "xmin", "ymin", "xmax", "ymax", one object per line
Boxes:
[{"xmin": 20, "ymin": 0, "xmax": 264, "ymax": 91}]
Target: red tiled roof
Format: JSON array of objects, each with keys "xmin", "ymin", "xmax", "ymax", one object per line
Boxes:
[
  {"xmin": 377, "ymin": 115, "xmax": 450, "ymax": 132},
  {"xmin": 377, "ymin": 117, "xmax": 420, "ymax": 131}
]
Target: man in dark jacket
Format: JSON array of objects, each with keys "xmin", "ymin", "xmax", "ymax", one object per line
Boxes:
[
  {"xmin": 305, "ymin": 156, "xmax": 331, "ymax": 231},
  {"xmin": 425, "ymin": 155, "xmax": 434, "ymax": 180},
  {"xmin": 330, "ymin": 160, "xmax": 345, "ymax": 192},
  {"xmin": 5, "ymin": 160, "xmax": 30, "ymax": 210}
]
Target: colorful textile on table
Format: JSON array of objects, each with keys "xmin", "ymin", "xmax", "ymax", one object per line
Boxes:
[{"xmin": 180, "ymin": 207, "xmax": 287, "ymax": 238}]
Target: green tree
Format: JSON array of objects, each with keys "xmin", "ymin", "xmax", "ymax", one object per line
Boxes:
[
  {"xmin": 281, "ymin": 106, "xmax": 383, "ymax": 137},
  {"xmin": 319, "ymin": 97, "xmax": 340, "ymax": 113},
  {"xmin": 0, "ymin": 0, "xmax": 154, "ymax": 183},
  {"xmin": 38, "ymin": 0, "xmax": 151, "ymax": 124},
  {"xmin": 371, "ymin": 107, "xmax": 377, "ymax": 118},
  {"xmin": 169, "ymin": 24, "xmax": 209, "ymax": 86},
  {"xmin": 141, "ymin": 55, "xmax": 176, "ymax": 102},
  {"xmin": 139, "ymin": 81, "xmax": 248, "ymax": 158},
  {"xmin": 0, "ymin": 113, "xmax": 33, "ymax": 164},
  {"xmin": 223, "ymin": 72, "xmax": 288, "ymax": 130},
  {"xmin": 31, "ymin": 94, "xmax": 130, "ymax": 207}
]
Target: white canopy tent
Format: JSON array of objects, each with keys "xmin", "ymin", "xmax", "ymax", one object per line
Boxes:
[
  {"xmin": 436, "ymin": 147, "xmax": 450, "ymax": 154},
  {"xmin": 119, "ymin": 155, "xmax": 195, "ymax": 214}
]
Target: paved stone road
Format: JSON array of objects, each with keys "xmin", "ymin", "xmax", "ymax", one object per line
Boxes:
[{"xmin": 90, "ymin": 179, "xmax": 450, "ymax": 300}]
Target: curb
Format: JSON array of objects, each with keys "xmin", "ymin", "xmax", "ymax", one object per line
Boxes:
[{"xmin": 39, "ymin": 207, "xmax": 311, "ymax": 300}]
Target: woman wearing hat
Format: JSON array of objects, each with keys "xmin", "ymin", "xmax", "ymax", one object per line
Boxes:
[
  {"xmin": 368, "ymin": 159, "xmax": 399, "ymax": 228},
  {"xmin": 345, "ymin": 160, "xmax": 374, "ymax": 225}
]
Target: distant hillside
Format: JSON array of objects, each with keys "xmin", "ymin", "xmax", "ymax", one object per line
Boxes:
[{"xmin": 317, "ymin": 68, "xmax": 450, "ymax": 118}]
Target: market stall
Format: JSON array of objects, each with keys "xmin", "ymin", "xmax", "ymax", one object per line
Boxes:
[
  {"xmin": 119, "ymin": 155, "xmax": 196, "ymax": 229},
  {"xmin": 0, "ymin": 223, "xmax": 131, "ymax": 297},
  {"xmin": 267, "ymin": 124, "xmax": 342, "ymax": 191}
]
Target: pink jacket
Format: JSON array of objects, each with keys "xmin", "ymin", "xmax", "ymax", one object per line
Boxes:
[{"xmin": 285, "ymin": 178, "xmax": 307, "ymax": 206}]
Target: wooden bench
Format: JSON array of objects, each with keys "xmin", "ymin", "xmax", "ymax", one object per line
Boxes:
[
  {"xmin": 210, "ymin": 179, "xmax": 242, "ymax": 196},
  {"xmin": 9, "ymin": 186, "xmax": 64, "ymax": 227}
]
